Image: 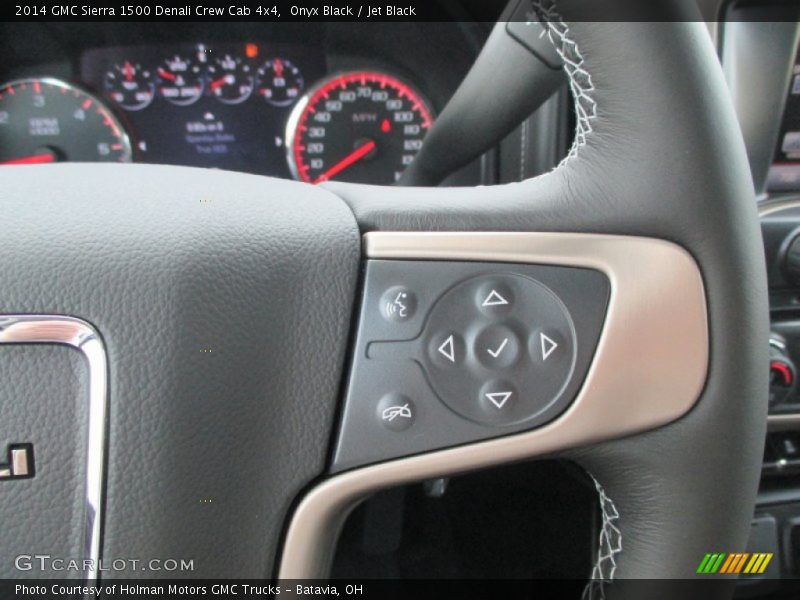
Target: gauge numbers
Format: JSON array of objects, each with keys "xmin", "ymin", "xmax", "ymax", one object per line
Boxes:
[
  {"xmin": 286, "ymin": 71, "xmax": 433, "ymax": 185},
  {"xmin": 0, "ymin": 78, "xmax": 131, "ymax": 165}
]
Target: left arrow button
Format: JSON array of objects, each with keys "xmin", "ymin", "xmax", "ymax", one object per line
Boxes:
[{"xmin": 438, "ymin": 335, "xmax": 456, "ymax": 362}]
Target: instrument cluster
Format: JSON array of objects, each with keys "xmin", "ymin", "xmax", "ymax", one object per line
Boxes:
[
  {"xmin": 0, "ymin": 41, "xmax": 435, "ymax": 184},
  {"xmin": 102, "ymin": 44, "xmax": 305, "ymax": 110}
]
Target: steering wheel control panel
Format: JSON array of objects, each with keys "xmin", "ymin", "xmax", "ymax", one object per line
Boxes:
[{"xmin": 332, "ymin": 260, "xmax": 609, "ymax": 472}]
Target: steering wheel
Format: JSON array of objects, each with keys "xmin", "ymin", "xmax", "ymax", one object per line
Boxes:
[{"xmin": 0, "ymin": 1, "xmax": 768, "ymax": 598}]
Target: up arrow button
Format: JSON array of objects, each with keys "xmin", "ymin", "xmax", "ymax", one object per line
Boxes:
[
  {"xmin": 476, "ymin": 281, "xmax": 514, "ymax": 314},
  {"xmin": 481, "ymin": 289, "xmax": 509, "ymax": 307}
]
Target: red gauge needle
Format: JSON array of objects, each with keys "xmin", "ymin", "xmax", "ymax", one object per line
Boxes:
[
  {"xmin": 158, "ymin": 69, "xmax": 177, "ymax": 82},
  {"xmin": 123, "ymin": 61, "xmax": 134, "ymax": 82},
  {"xmin": 312, "ymin": 140, "xmax": 376, "ymax": 184},
  {"xmin": 1, "ymin": 153, "xmax": 56, "ymax": 166},
  {"xmin": 209, "ymin": 77, "xmax": 228, "ymax": 91}
]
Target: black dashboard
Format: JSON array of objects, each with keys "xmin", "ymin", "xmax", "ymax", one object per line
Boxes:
[{"xmin": 0, "ymin": 20, "xmax": 491, "ymax": 185}]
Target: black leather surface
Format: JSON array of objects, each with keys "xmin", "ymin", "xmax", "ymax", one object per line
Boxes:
[
  {"xmin": 0, "ymin": 346, "xmax": 88, "ymax": 579},
  {"xmin": 324, "ymin": 8, "xmax": 769, "ymax": 593},
  {"xmin": 0, "ymin": 164, "xmax": 360, "ymax": 578}
]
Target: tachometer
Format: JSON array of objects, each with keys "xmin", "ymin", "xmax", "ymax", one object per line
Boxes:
[
  {"xmin": 286, "ymin": 71, "xmax": 433, "ymax": 185},
  {"xmin": 0, "ymin": 78, "xmax": 132, "ymax": 165}
]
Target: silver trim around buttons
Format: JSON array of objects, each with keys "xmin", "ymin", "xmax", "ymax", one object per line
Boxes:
[
  {"xmin": 0, "ymin": 315, "xmax": 107, "ymax": 583},
  {"xmin": 278, "ymin": 232, "xmax": 709, "ymax": 579}
]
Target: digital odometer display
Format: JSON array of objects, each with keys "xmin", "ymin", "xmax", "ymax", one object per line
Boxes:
[{"xmin": 286, "ymin": 72, "xmax": 433, "ymax": 185}]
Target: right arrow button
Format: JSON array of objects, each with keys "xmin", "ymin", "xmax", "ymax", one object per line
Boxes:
[
  {"xmin": 540, "ymin": 333, "xmax": 558, "ymax": 361},
  {"xmin": 531, "ymin": 329, "xmax": 569, "ymax": 368}
]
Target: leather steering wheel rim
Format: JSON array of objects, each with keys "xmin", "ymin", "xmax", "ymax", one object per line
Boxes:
[{"xmin": 321, "ymin": 3, "xmax": 769, "ymax": 594}]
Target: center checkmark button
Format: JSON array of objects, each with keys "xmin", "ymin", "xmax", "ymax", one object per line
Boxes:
[
  {"xmin": 475, "ymin": 325, "xmax": 519, "ymax": 369},
  {"xmin": 487, "ymin": 338, "xmax": 509, "ymax": 358}
]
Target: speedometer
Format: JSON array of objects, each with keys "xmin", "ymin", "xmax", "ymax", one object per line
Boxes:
[{"xmin": 286, "ymin": 71, "xmax": 433, "ymax": 185}]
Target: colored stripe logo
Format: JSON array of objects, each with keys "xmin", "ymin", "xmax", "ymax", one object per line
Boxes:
[{"xmin": 697, "ymin": 553, "xmax": 773, "ymax": 575}]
